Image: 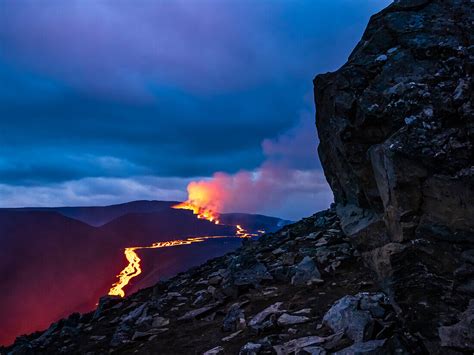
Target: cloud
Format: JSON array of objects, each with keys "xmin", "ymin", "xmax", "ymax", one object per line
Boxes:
[
  {"xmin": 0, "ymin": 0, "xmax": 390, "ymax": 98},
  {"xmin": 0, "ymin": 176, "xmax": 190, "ymax": 208},
  {"xmin": 0, "ymin": 116, "xmax": 333, "ymax": 219},
  {"xmin": 179, "ymin": 111, "xmax": 334, "ymax": 220},
  {"xmin": 0, "ymin": 0, "xmax": 392, "ymax": 218}
]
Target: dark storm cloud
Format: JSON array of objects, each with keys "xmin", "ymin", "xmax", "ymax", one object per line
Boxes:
[{"xmin": 0, "ymin": 0, "xmax": 391, "ymax": 216}]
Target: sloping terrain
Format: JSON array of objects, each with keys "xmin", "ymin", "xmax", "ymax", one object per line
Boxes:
[
  {"xmin": 0, "ymin": 205, "xmax": 287, "ymax": 346},
  {"xmin": 5, "ymin": 209, "xmax": 415, "ymax": 354}
]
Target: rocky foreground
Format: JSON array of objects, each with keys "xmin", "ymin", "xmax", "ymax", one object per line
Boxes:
[
  {"xmin": 2, "ymin": 0, "xmax": 473, "ymax": 354},
  {"xmin": 4, "ymin": 209, "xmax": 421, "ymax": 354}
]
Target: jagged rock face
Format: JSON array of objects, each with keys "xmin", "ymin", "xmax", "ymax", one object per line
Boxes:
[
  {"xmin": 314, "ymin": 0, "xmax": 473, "ymax": 351},
  {"xmin": 315, "ymin": 0, "xmax": 473, "ymax": 242}
]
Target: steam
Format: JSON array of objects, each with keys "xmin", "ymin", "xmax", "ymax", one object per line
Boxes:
[{"xmin": 183, "ymin": 112, "xmax": 332, "ymax": 219}]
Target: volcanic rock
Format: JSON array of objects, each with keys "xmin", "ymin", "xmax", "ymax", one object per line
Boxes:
[
  {"xmin": 333, "ymin": 339, "xmax": 387, "ymax": 355},
  {"xmin": 223, "ymin": 303, "xmax": 246, "ymax": 332},
  {"xmin": 314, "ymin": 0, "xmax": 473, "ymax": 350},
  {"xmin": 438, "ymin": 299, "xmax": 474, "ymax": 350},
  {"xmin": 151, "ymin": 316, "xmax": 169, "ymax": 328},
  {"xmin": 203, "ymin": 345, "xmax": 225, "ymax": 355},
  {"xmin": 323, "ymin": 292, "xmax": 388, "ymax": 342},
  {"xmin": 248, "ymin": 302, "xmax": 284, "ymax": 332},
  {"xmin": 177, "ymin": 303, "xmax": 219, "ymax": 321},
  {"xmin": 291, "ymin": 256, "xmax": 321, "ymax": 286},
  {"xmin": 239, "ymin": 342, "xmax": 262, "ymax": 355},
  {"xmin": 273, "ymin": 335, "xmax": 326, "ymax": 354},
  {"xmin": 232, "ymin": 262, "xmax": 273, "ymax": 287},
  {"xmin": 277, "ymin": 313, "xmax": 310, "ymax": 326}
]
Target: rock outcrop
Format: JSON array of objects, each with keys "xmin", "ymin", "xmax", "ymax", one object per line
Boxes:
[{"xmin": 314, "ymin": 0, "xmax": 473, "ymax": 352}]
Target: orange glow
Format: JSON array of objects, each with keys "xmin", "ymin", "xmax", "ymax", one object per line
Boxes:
[
  {"xmin": 108, "ymin": 225, "xmax": 265, "ymax": 297},
  {"xmin": 172, "ymin": 180, "xmax": 226, "ymax": 224},
  {"xmin": 108, "ymin": 236, "xmax": 226, "ymax": 297},
  {"xmin": 236, "ymin": 224, "xmax": 258, "ymax": 238},
  {"xmin": 173, "ymin": 201, "xmax": 220, "ymax": 224},
  {"xmin": 109, "ymin": 181, "xmax": 266, "ymax": 298}
]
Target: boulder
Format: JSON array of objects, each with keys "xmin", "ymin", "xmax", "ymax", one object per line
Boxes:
[
  {"xmin": 323, "ymin": 292, "xmax": 388, "ymax": 342},
  {"xmin": 438, "ymin": 300, "xmax": 474, "ymax": 350},
  {"xmin": 152, "ymin": 316, "xmax": 169, "ymax": 328},
  {"xmin": 277, "ymin": 313, "xmax": 310, "ymax": 326},
  {"xmin": 233, "ymin": 262, "xmax": 273, "ymax": 287},
  {"xmin": 248, "ymin": 302, "xmax": 284, "ymax": 332},
  {"xmin": 132, "ymin": 328, "xmax": 168, "ymax": 340},
  {"xmin": 178, "ymin": 304, "xmax": 219, "ymax": 321},
  {"xmin": 110, "ymin": 324, "xmax": 131, "ymax": 347},
  {"xmin": 203, "ymin": 346, "xmax": 225, "ymax": 355},
  {"xmin": 223, "ymin": 304, "xmax": 246, "ymax": 332},
  {"xmin": 239, "ymin": 342, "xmax": 262, "ymax": 355},
  {"xmin": 291, "ymin": 256, "xmax": 321, "ymax": 286}
]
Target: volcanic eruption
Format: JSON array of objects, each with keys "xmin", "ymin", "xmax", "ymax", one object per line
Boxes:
[
  {"xmin": 108, "ymin": 182, "xmax": 261, "ymax": 298},
  {"xmin": 172, "ymin": 179, "xmax": 225, "ymax": 224}
]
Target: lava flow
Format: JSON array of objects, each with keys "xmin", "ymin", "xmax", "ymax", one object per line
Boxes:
[
  {"xmin": 236, "ymin": 224, "xmax": 259, "ymax": 238},
  {"xmin": 172, "ymin": 180, "xmax": 223, "ymax": 224},
  {"xmin": 108, "ymin": 198, "xmax": 262, "ymax": 298},
  {"xmin": 108, "ymin": 236, "xmax": 226, "ymax": 297},
  {"xmin": 173, "ymin": 201, "xmax": 220, "ymax": 224}
]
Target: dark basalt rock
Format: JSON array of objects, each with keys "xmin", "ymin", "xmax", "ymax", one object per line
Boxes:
[
  {"xmin": 322, "ymin": 292, "xmax": 389, "ymax": 343},
  {"xmin": 314, "ymin": 0, "xmax": 473, "ymax": 352},
  {"xmin": 438, "ymin": 300, "xmax": 474, "ymax": 350}
]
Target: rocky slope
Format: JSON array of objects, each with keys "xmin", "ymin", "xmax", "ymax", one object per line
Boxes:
[
  {"xmin": 2, "ymin": 0, "xmax": 473, "ymax": 354},
  {"xmin": 315, "ymin": 0, "xmax": 473, "ymax": 352},
  {"xmin": 4, "ymin": 210, "xmax": 419, "ymax": 354}
]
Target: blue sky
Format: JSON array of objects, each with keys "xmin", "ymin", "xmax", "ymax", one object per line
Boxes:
[{"xmin": 0, "ymin": 0, "xmax": 391, "ymax": 219}]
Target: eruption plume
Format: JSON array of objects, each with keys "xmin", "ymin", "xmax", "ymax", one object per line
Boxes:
[
  {"xmin": 172, "ymin": 179, "xmax": 229, "ymax": 223},
  {"xmin": 171, "ymin": 115, "xmax": 331, "ymax": 219},
  {"xmin": 109, "ymin": 188, "xmax": 261, "ymax": 297}
]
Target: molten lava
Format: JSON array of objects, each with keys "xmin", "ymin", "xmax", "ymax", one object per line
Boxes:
[
  {"xmin": 173, "ymin": 201, "xmax": 220, "ymax": 224},
  {"xmin": 108, "ymin": 236, "xmax": 227, "ymax": 297},
  {"xmin": 236, "ymin": 224, "xmax": 259, "ymax": 238},
  {"xmin": 109, "ymin": 182, "xmax": 264, "ymax": 298},
  {"xmin": 172, "ymin": 179, "xmax": 225, "ymax": 224}
]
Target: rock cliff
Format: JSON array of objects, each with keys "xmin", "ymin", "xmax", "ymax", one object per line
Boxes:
[{"xmin": 315, "ymin": 0, "xmax": 473, "ymax": 351}]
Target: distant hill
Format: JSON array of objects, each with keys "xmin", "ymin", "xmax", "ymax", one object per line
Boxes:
[
  {"xmin": 4, "ymin": 200, "xmax": 178, "ymax": 226},
  {"xmin": 0, "ymin": 201, "xmax": 290, "ymax": 346},
  {"xmin": 0, "ymin": 211, "xmax": 110, "ymax": 347},
  {"xmin": 4, "ymin": 200, "xmax": 292, "ymax": 229}
]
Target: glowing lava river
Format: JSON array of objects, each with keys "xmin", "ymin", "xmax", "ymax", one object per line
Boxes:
[{"xmin": 108, "ymin": 201, "xmax": 262, "ymax": 298}]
